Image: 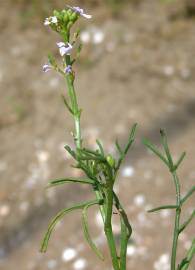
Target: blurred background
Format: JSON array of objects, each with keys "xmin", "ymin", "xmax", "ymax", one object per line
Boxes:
[{"xmin": 0, "ymin": 0, "xmax": 194, "ymax": 269}]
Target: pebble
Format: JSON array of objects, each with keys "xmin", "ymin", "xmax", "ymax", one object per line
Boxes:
[
  {"xmin": 47, "ymin": 259, "xmax": 57, "ymax": 269},
  {"xmin": 0, "ymin": 205, "xmax": 10, "ymax": 217},
  {"xmin": 62, "ymin": 248, "xmax": 77, "ymax": 262},
  {"xmin": 127, "ymin": 245, "xmax": 137, "ymax": 257},
  {"xmin": 80, "ymin": 31, "xmax": 91, "ymax": 44},
  {"xmin": 163, "ymin": 65, "xmax": 175, "ymax": 77},
  {"xmin": 133, "ymin": 194, "xmax": 145, "ymax": 207},
  {"xmin": 0, "ymin": 161, "xmax": 8, "ymax": 172},
  {"xmin": 73, "ymin": 258, "xmax": 87, "ymax": 270},
  {"xmin": 49, "ymin": 78, "xmax": 59, "ymax": 88},
  {"xmin": 160, "ymin": 209, "xmax": 171, "ymax": 218},
  {"xmin": 19, "ymin": 201, "xmax": 30, "ymax": 212},
  {"xmin": 154, "ymin": 253, "xmax": 170, "ymax": 270},
  {"xmin": 93, "ymin": 30, "xmax": 105, "ymax": 44},
  {"xmin": 121, "ymin": 166, "xmax": 135, "ymax": 178},
  {"xmin": 36, "ymin": 150, "xmax": 50, "ymax": 163}
]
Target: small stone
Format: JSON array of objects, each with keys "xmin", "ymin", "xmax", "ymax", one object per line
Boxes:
[
  {"xmin": 133, "ymin": 194, "xmax": 145, "ymax": 207},
  {"xmin": 80, "ymin": 31, "xmax": 90, "ymax": 44},
  {"xmin": 62, "ymin": 248, "xmax": 77, "ymax": 262},
  {"xmin": 73, "ymin": 258, "xmax": 87, "ymax": 270},
  {"xmin": 36, "ymin": 150, "xmax": 50, "ymax": 163},
  {"xmin": 92, "ymin": 30, "xmax": 105, "ymax": 45},
  {"xmin": 0, "ymin": 161, "xmax": 7, "ymax": 172},
  {"xmin": 163, "ymin": 65, "xmax": 175, "ymax": 76},
  {"xmin": 0, "ymin": 205, "xmax": 10, "ymax": 217},
  {"xmin": 127, "ymin": 245, "xmax": 136, "ymax": 256},
  {"xmin": 47, "ymin": 259, "xmax": 57, "ymax": 269},
  {"xmin": 121, "ymin": 166, "xmax": 135, "ymax": 178}
]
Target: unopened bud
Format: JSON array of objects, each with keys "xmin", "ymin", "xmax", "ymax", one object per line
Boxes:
[
  {"xmin": 106, "ymin": 155, "xmax": 115, "ymax": 168},
  {"xmin": 70, "ymin": 12, "xmax": 78, "ymax": 22}
]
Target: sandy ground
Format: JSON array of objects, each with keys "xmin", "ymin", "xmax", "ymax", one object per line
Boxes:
[{"xmin": 0, "ymin": 1, "xmax": 194, "ymax": 270}]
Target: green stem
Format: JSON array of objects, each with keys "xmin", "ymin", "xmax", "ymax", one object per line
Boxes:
[
  {"xmin": 66, "ymin": 75, "xmax": 81, "ymax": 149},
  {"xmin": 171, "ymin": 171, "xmax": 181, "ymax": 270},
  {"xmin": 104, "ymin": 186, "xmax": 120, "ymax": 270}
]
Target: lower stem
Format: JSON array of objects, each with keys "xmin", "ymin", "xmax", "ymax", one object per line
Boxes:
[
  {"xmin": 104, "ymin": 187, "xmax": 120, "ymax": 270},
  {"xmin": 171, "ymin": 172, "xmax": 181, "ymax": 270},
  {"xmin": 66, "ymin": 76, "xmax": 81, "ymax": 149}
]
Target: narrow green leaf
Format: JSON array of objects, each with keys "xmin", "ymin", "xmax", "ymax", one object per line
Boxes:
[
  {"xmin": 115, "ymin": 123, "xmax": 137, "ymax": 172},
  {"xmin": 148, "ymin": 204, "xmax": 177, "ymax": 213},
  {"xmin": 48, "ymin": 53, "xmax": 57, "ymax": 67},
  {"xmin": 181, "ymin": 186, "xmax": 195, "ymax": 205},
  {"xmin": 115, "ymin": 139, "xmax": 123, "ymax": 155},
  {"xmin": 143, "ymin": 138, "xmax": 169, "ymax": 166},
  {"xmin": 82, "ymin": 200, "xmax": 104, "ymax": 260},
  {"xmin": 160, "ymin": 129, "xmax": 174, "ymax": 168},
  {"xmin": 96, "ymin": 139, "xmax": 105, "ymax": 156},
  {"xmin": 81, "ymin": 147, "xmax": 103, "ymax": 158},
  {"xmin": 40, "ymin": 201, "xmax": 91, "ymax": 253},
  {"xmin": 178, "ymin": 258, "xmax": 189, "ymax": 270},
  {"xmin": 47, "ymin": 178, "xmax": 95, "ymax": 188},
  {"xmin": 124, "ymin": 123, "xmax": 137, "ymax": 155},
  {"xmin": 179, "ymin": 239, "xmax": 195, "ymax": 270},
  {"xmin": 62, "ymin": 95, "xmax": 73, "ymax": 114},
  {"xmin": 64, "ymin": 145, "xmax": 77, "ymax": 159},
  {"xmin": 179, "ymin": 210, "xmax": 195, "ymax": 233},
  {"xmin": 175, "ymin": 152, "xmax": 186, "ymax": 170}
]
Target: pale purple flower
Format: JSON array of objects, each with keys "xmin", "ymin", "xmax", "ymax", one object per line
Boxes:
[
  {"xmin": 56, "ymin": 42, "xmax": 73, "ymax": 56},
  {"xmin": 44, "ymin": 16, "xmax": 58, "ymax": 26},
  {"xmin": 65, "ymin": 65, "xmax": 72, "ymax": 74},
  {"xmin": 66, "ymin": 5, "xmax": 92, "ymax": 19},
  {"xmin": 42, "ymin": 64, "xmax": 52, "ymax": 72}
]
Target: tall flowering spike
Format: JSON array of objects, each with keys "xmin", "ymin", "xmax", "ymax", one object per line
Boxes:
[
  {"xmin": 42, "ymin": 64, "xmax": 52, "ymax": 73},
  {"xmin": 66, "ymin": 5, "xmax": 92, "ymax": 19},
  {"xmin": 57, "ymin": 42, "xmax": 73, "ymax": 56}
]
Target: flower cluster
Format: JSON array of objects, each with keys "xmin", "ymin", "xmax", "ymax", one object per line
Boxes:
[{"xmin": 42, "ymin": 5, "xmax": 91, "ymax": 75}]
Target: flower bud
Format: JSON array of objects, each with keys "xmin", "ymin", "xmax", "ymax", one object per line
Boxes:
[
  {"xmin": 67, "ymin": 9, "xmax": 73, "ymax": 20},
  {"xmin": 63, "ymin": 13, "xmax": 69, "ymax": 23},
  {"xmin": 70, "ymin": 12, "xmax": 79, "ymax": 22},
  {"xmin": 106, "ymin": 155, "xmax": 115, "ymax": 168}
]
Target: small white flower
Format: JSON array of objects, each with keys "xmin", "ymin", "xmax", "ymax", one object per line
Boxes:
[
  {"xmin": 44, "ymin": 16, "xmax": 58, "ymax": 26},
  {"xmin": 51, "ymin": 16, "xmax": 58, "ymax": 24},
  {"xmin": 44, "ymin": 18, "xmax": 50, "ymax": 26},
  {"xmin": 42, "ymin": 64, "xmax": 52, "ymax": 73},
  {"xmin": 56, "ymin": 42, "xmax": 73, "ymax": 56}
]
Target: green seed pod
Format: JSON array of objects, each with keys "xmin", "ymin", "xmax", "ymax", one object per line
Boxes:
[{"xmin": 106, "ymin": 155, "xmax": 115, "ymax": 168}]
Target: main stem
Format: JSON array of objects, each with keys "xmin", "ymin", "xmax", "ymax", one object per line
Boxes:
[
  {"xmin": 105, "ymin": 186, "xmax": 120, "ymax": 270},
  {"xmin": 171, "ymin": 171, "xmax": 181, "ymax": 270},
  {"xmin": 65, "ymin": 54, "xmax": 81, "ymax": 149},
  {"xmin": 66, "ymin": 76, "xmax": 81, "ymax": 149}
]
